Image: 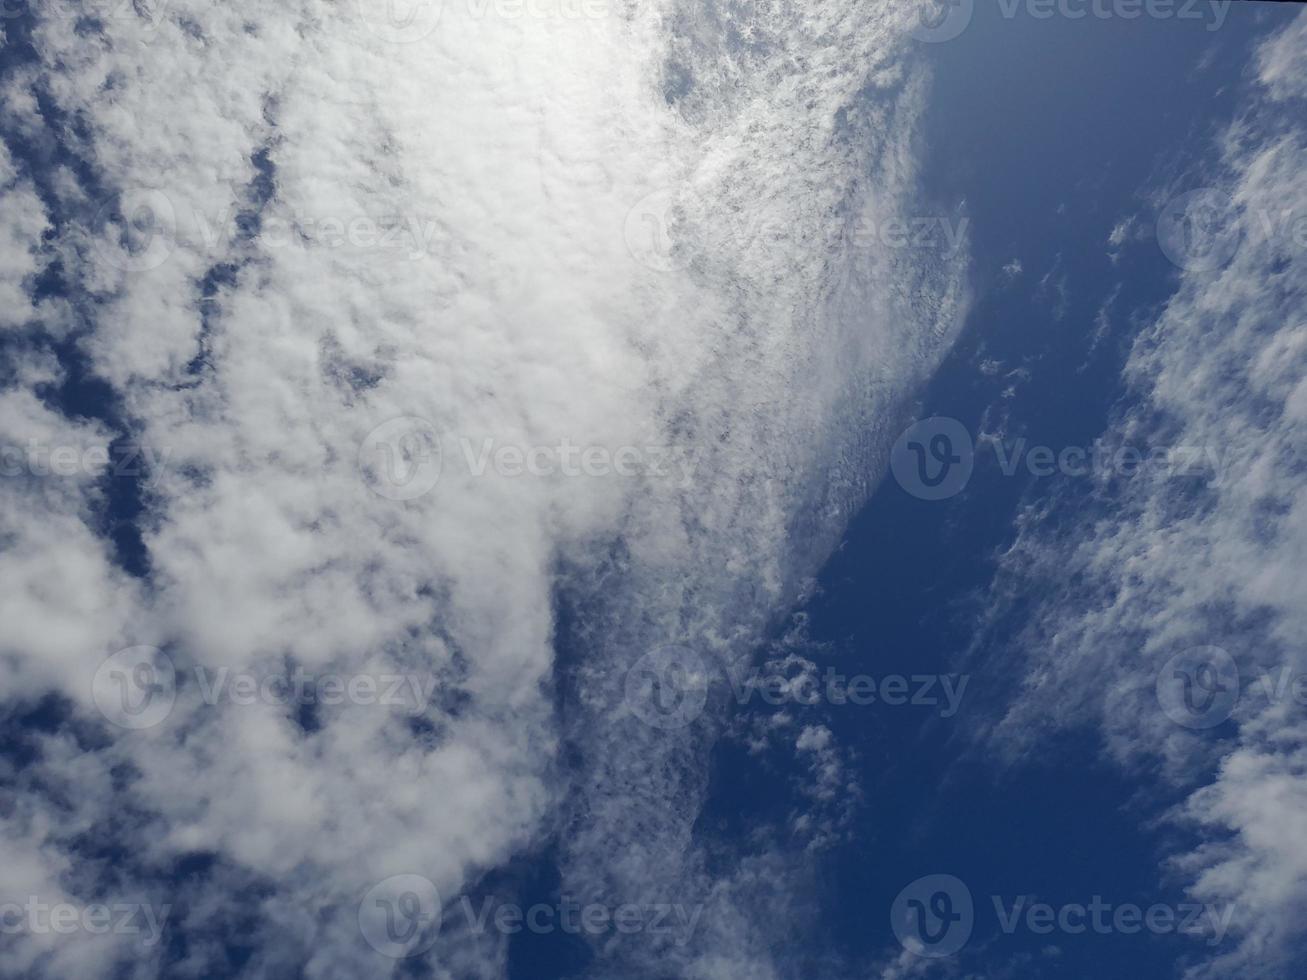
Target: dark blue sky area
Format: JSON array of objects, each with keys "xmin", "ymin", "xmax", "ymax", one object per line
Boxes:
[{"xmin": 692, "ymin": 6, "xmax": 1296, "ymax": 980}]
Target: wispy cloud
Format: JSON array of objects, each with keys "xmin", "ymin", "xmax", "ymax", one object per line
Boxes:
[{"xmin": 970, "ymin": 12, "xmax": 1307, "ymax": 977}]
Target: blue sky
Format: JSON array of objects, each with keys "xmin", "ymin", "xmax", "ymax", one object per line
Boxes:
[{"xmin": 1, "ymin": 2, "xmax": 1305, "ymax": 979}]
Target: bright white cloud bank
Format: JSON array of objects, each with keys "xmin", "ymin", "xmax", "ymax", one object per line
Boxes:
[
  {"xmin": 981, "ymin": 13, "xmax": 1307, "ymax": 979},
  {"xmin": 0, "ymin": 2, "xmax": 967, "ymax": 977}
]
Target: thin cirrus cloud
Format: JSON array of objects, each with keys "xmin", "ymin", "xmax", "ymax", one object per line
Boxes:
[
  {"xmin": 0, "ymin": 2, "xmax": 967, "ymax": 978},
  {"xmin": 972, "ymin": 12, "xmax": 1307, "ymax": 979}
]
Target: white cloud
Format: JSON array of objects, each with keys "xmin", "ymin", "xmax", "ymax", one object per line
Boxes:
[
  {"xmin": 0, "ymin": 1, "xmax": 968, "ymax": 976},
  {"xmin": 975, "ymin": 12, "xmax": 1307, "ymax": 977},
  {"xmin": 1256, "ymin": 10, "xmax": 1307, "ymax": 102}
]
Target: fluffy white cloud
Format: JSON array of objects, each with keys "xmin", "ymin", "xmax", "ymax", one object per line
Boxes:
[
  {"xmin": 0, "ymin": 1, "xmax": 967, "ymax": 977},
  {"xmin": 0, "ymin": 141, "xmax": 51, "ymax": 329}
]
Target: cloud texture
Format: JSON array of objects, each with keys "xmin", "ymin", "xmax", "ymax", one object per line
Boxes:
[{"xmin": 0, "ymin": 2, "xmax": 967, "ymax": 976}]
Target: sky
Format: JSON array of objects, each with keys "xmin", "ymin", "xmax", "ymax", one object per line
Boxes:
[{"xmin": 0, "ymin": 1, "xmax": 1304, "ymax": 979}]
